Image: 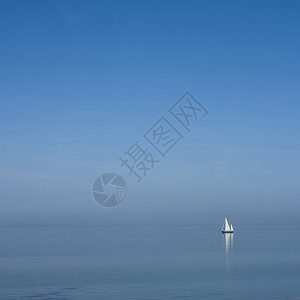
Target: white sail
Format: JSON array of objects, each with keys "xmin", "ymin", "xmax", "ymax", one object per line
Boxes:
[
  {"xmin": 223, "ymin": 217, "xmax": 231, "ymax": 231},
  {"xmin": 230, "ymin": 224, "xmax": 234, "ymax": 232},
  {"xmin": 225, "ymin": 217, "xmax": 231, "ymax": 231}
]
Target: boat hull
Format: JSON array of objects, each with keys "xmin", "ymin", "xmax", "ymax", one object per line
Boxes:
[{"xmin": 222, "ymin": 231, "xmax": 233, "ymax": 233}]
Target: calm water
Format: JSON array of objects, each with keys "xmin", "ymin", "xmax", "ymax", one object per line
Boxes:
[{"xmin": 1, "ymin": 224, "xmax": 300, "ymax": 300}]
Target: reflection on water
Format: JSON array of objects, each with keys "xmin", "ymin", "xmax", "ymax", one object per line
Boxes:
[
  {"xmin": 223, "ymin": 233, "xmax": 234, "ymax": 274},
  {"xmin": 223, "ymin": 233, "xmax": 234, "ymax": 256}
]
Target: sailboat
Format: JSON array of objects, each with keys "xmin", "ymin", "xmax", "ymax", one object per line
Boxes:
[{"xmin": 221, "ymin": 217, "xmax": 234, "ymax": 233}]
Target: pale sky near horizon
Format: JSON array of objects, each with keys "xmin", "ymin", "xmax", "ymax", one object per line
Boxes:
[{"xmin": 0, "ymin": 0, "xmax": 299, "ymax": 223}]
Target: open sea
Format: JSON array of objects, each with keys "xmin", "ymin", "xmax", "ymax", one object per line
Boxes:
[{"xmin": 1, "ymin": 223, "xmax": 300, "ymax": 300}]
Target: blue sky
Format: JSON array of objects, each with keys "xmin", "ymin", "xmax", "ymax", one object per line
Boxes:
[{"xmin": 0, "ymin": 0, "xmax": 299, "ymax": 223}]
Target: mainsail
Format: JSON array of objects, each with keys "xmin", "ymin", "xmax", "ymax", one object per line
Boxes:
[{"xmin": 223, "ymin": 217, "xmax": 230, "ymax": 231}]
